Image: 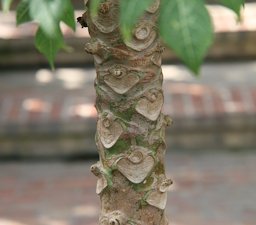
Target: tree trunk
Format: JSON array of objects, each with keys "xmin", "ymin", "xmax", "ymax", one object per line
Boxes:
[{"xmin": 82, "ymin": 0, "xmax": 172, "ymax": 224}]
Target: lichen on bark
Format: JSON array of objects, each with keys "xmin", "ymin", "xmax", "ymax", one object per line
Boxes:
[{"xmin": 81, "ymin": 0, "xmax": 172, "ymax": 224}]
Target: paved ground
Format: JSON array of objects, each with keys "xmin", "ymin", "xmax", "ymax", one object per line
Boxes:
[
  {"xmin": 0, "ymin": 62, "xmax": 256, "ymax": 155},
  {"xmin": 1, "ymin": 3, "xmax": 256, "ymax": 154},
  {"xmin": 0, "ymin": 3, "xmax": 256, "ymax": 225},
  {"xmin": 1, "ymin": 62, "xmax": 256, "ymax": 125},
  {"xmin": 0, "ymin": 151, "xmax": 255, "ymax": 225}
]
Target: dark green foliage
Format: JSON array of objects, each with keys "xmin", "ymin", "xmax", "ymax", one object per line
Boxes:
[
  {"xmin": 89, "ymin": 0, "xmax": 103, "ymax": 16},
  {"xmin": 219, "ymin": 0, "xmax": 245, "ymax": 18},
  {"xmin": 16, "ymin": 0, "xmax": 31, "ymax": 25},
  {"xmin": 120, "ymin": 0, "xmax": 154, "ymax": 40},
  {"xmin": 1, "ymin": 0, "xmax": 13, "ymax": 11},
  {"xmin": 35, "ymin": 27, "xmax": 65, "ymax": 69},
  {"xmin": 1, "ymin": 0, "xmax": 244, "ymax": 73},
  {"xmin": 159, "ymin": 0, "xmax": 214, "ymax": 74},
  {"xmin": 2, "ymin": 0, "xmax": 76, "ymax": 69}
]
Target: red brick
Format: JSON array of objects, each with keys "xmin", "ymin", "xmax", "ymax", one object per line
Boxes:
[
  {"xmin": 7, "ymin": 98, "xmax": 21, "ymax": 122},
  {"xmin": 251, "ymin": 89, "xmax": 256, "ymax": 111},
  {"xmin": 211, "ymin": 91, "xmax": 225, "ymax": 115},
  {"xmin": 230, "ymin": 88, "xmax": 245, "ymax": 113},
  {"xmin": 191, "ymin": 94, "xmax": 206, "ymax": 116},
  {"xmin": 50, "ymin": 99, "xmax": 63, "ymax": 121},
  {"xmin": 171, "ymin": 94, "xmax": 185, "ymax": 117}
]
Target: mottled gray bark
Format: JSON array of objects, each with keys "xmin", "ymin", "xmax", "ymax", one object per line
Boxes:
[{"xmin": 81, "ymin": 0, "xmax": 172, "ymax": 224}]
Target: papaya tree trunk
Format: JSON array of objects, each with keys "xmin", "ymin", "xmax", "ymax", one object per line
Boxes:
[{"xmin": 82, "ymin": 0, "xmax": 172, "ymax": 224}]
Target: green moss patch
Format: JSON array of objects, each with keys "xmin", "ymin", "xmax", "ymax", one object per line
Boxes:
[
  {"xmin": 132, "ymin": 176, "xmax": 154, "ymax": 192},
  {"xmin": 106, "ymin": 139, "xmax": 130, "ymax": 157}
]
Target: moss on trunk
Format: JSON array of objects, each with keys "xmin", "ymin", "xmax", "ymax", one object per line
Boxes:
[{"xmin": 82, "ymin": 0, "xmax": 172, "ymax": 224}]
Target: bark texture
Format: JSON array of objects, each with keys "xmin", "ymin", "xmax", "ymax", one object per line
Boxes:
[{"xmin": 82, "ymin": 0, "xmax": 172, "ymax": 224}]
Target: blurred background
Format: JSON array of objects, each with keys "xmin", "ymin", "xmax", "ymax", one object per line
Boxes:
[{"xmin": 0, "ymin": 1, "xmax": 256, "ymax": 225}]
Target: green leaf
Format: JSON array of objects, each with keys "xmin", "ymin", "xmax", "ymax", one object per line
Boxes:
[
  {"xmin": 16, "ymin": 0, "xmax": 32, "ymax": 25},
  {"xmin": 29, "ymin": 0, "xmax": 67, "ymax": 37},
  {"xmin": 89, "ymin": 0, "xmax": 103, "ymax": 17},
  {"xmin": 1, "ymin": 0, "xmax": 13, "ymax": 12},
  {"xmin": 61, "ymin": 0, "xmax": 76, "ymax": 31},
  {"xmin": 120, "ymin": 0, "xmax": 154, "ymax": 40},
  {"xmin": 159, "ymin": 0, "xmax": 214, "ymax": 74},
  {"xmin": 15, "ymin": 0, "xmax": 76, "ymax": 68},
  {"xmin": 29, "ymin": 0, "xmax": 62, "ymax": 37},
  {"xmin": 16, "ymin": 0, "xmax": 75, "ymax": 31},
  {"xmin": 218, "ymin": 0, "xmax": 245, "ymax": 18},
  {"xmin": 35, "ymin": 27, "xmax": 64, "ymax": 69}
]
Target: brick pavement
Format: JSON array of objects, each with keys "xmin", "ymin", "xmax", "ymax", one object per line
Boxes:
[
  {"xmin": 0, "ymin": 80, "xmax": 256, "ymax": 125},
  {"xmin": 0, "ymin": 3, "xmax": 256, "ymax": 225},
  {"xmin": 1, "ymin": 62, "xmax": 256, "ymax": 156},
  {"xmin": 0, "ymin": 151, "xmax": 255, "ymax": 225},
  {"xmin": 1, "ymin": 75, "xmax": 256, "ymax": 126},
  {"xmin": 0, "ymin": 4, "xmax": 256, "ymax": 155}
]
